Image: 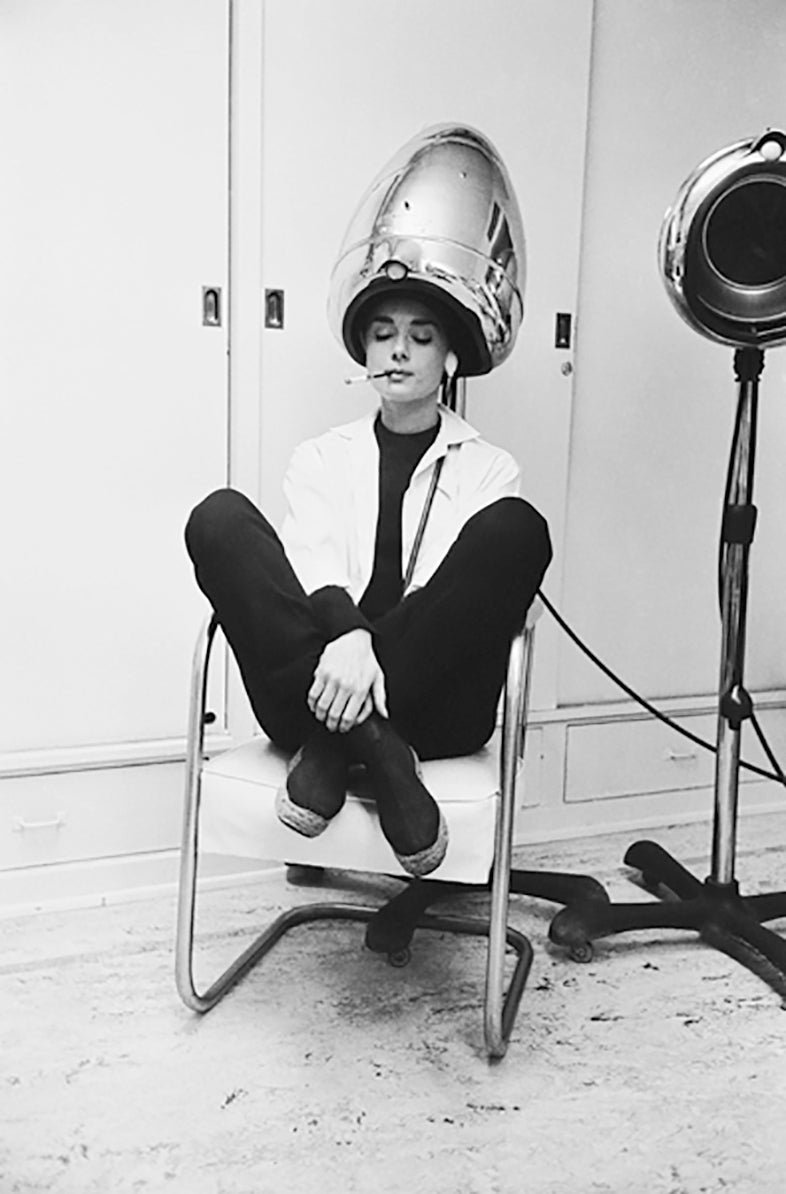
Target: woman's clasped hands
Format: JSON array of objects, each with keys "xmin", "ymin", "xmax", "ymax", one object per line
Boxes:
[{"xmin": 308, "ymin": 628, "xmax": 388, "ymax": 733}]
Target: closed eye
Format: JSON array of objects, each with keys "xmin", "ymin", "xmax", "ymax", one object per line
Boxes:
[{"xmin": 369, "ymin": 327, "xmax": 433, "ymax": 344}]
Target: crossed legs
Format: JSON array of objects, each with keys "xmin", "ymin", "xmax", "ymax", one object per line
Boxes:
[{"xmin": 185, "ymin": 489, "xmax": 551, "ymax": 877}]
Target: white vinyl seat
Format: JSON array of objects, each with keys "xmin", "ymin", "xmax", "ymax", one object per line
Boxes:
[
  {"xmin": 175, "ymin": 601, "xmax": 541, "ymax": 1059},
  {"xmin": 202, "ymin": 740, "xmax": 502, "ymax": 883}
]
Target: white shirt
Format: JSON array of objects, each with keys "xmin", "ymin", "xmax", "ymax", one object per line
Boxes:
[{"xmin": 280, "ymin": 404, "xmax": 521, "ymax": 602}]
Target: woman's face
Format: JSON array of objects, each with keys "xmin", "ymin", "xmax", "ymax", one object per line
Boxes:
[{"xmin": 363, "ymin": 295, "xmax": 450, "ymax": 406}]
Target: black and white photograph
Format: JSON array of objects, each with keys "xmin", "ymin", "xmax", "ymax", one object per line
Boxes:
[{"xmin": 3, "ymin": 1, "xmax": 786, "ymax": 1190}]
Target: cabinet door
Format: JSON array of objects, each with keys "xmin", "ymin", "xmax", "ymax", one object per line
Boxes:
[
  {"xmin": 0, "ymin": 0, "xmax": 229, "ymax": 758},
  {"xmin": 256, "ymin": 0, "xmax": 592, "ymax": 709},
  {"xmin": 561, "ymin": 0, "xmax": 786, "ymax": 706}
]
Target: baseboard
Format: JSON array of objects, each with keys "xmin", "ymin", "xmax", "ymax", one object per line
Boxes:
[
  {"xmin": 0, "ymin": 849, "xmax": 277, "ymax": 919},
  {"xmin": 0, "ymin": 731, "xmax": 234, "ymax": 779}
]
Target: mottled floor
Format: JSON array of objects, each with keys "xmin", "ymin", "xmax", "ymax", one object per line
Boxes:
[{"xmin": 3, "ymin": 813, "xmax": 786, "ymax": 1193}]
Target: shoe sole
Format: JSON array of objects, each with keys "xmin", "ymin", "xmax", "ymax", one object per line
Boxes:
[
  {"xmin": 394, "ymin": 809, "xmax": 449, "ymax": 877},
  {"xmin": 274, "ymin": 786, "xmax": 330, "ymax": 838}
]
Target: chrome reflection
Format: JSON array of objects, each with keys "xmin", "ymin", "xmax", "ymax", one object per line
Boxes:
[
  {"xmin": 328, "ymin": 123, "xmax": 526, "ymax": 376},
  {"xmin": 660, "ymin": 129, "xmax": 786, "ymax": 347}
]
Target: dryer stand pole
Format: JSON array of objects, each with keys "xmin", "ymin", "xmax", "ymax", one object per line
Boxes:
[{"xmin": 547, "ymin": 346, "xmax": 786, "ymax": 997}]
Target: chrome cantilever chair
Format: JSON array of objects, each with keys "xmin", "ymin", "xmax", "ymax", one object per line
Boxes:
[{"xmin": 175, "ymin": 603, "xmax": 540, "ymax": 1060}]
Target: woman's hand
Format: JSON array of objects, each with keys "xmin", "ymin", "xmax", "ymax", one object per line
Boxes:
[{"xmin": 308, "ymin": 628, "xmax": 388, "ymax": 733}]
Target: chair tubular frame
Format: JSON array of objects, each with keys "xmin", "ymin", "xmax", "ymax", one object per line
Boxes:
[{"xmin": 175, "ymin": 613, "xmax": 536, "ymax": 1059}]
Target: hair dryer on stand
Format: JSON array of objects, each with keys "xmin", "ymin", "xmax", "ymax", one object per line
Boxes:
[{"xmin": 550, "ymin": 129, "xmax": 786, "ymax": 996}]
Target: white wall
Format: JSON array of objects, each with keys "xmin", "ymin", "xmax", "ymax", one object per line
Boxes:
[
  {"xmin": 0, "ymin": 0, "xmax": 232, "ymax": 909},
  {"xmin": 0, "ymin": 0, "xmax": 230, "ymax": 759},
  {"xmin": 561, "ymin": 0, "xmax": 786, "ymax": 707}
]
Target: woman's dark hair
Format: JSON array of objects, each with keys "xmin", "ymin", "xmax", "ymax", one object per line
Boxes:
[{"xmin": 341, "ymin": 278, "xmax": 491, "ymax": 376}]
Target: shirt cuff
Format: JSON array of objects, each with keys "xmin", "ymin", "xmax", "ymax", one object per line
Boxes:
[{"xmin": 310, "ymin": 585, "xmax": 374, "ymax": 640}]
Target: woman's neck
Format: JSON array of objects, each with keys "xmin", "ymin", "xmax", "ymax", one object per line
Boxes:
[{"xmin": 378, "ymin": 394, "xmax": 440, "ymax": 434}]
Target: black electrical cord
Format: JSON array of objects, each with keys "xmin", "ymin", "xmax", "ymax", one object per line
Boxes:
[
  {"xmin": 751, "ymin": 710, "xmax": 786, "ymax": 785},
  {"xmin": 536, "ymin": 589, "xmax": 785, "ymax": 787},
  {"xmin": 717, "ymin": 372, "xmax": 747, "ymax": 606},
  {"xmin": 536, "ymin": 350, "xmax": 786, "ymax": 789}
]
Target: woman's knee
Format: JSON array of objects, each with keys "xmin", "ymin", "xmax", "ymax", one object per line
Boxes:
[
  {"xmin": 463, "ymin": 497, "xmax": 552, "ymax": 573},
  {"xmin": 184, "ymin": 488, "xmax": 255, "ymax": 561}
]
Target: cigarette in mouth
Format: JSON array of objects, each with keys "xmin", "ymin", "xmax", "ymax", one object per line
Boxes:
[{"xmin": 344, "ymin": 371, "xmax": 391, "ymax": 385}]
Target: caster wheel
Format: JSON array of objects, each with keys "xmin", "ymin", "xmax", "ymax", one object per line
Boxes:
[
  {"xmin": 285, "ymin": 864, "xmax": 325, "ymax": 887},
  {"xmin": 387, "ymin": 947, "xmax": 411, "ymax": 968},
  {"xmin": 569, "ymin": 941, "xmax": 594, "ymax": 964}
]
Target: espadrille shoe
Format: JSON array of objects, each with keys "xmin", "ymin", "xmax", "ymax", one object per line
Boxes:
[
  {"xmin": 345, "ymin": 715, "xmax": 449, "ymax": 876},
  {"xmin": 275, "ymin": 731, "xmax": 349, "ymax": 838}
]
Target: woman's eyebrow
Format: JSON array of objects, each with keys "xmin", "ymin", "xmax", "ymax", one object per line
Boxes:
[{"xmin": 369, "ymin": 315, "xmax": 436, "ymax": 327}]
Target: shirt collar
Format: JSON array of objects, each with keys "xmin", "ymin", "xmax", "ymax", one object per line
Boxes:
[{"xmin": 334, "ymin": 404, "xmax": 480, "ymax": 450}]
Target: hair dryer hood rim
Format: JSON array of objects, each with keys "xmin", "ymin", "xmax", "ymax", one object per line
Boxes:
[{"xmin": 660, "ymin": 128, "xmax": 786, "ymax": 348}]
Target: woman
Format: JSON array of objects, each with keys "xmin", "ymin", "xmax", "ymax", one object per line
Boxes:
[{"xmin": 185, "ymin": 283, "xmax": 551, "ymax": 882}]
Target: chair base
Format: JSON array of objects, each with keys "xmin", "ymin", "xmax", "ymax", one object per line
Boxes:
[
  {"xmin": 547, "ymin": 839, "xmax": 786, "ymax": 997},
  {"xmin": 287, "ymin": 864, "xmax": 608, "ymax": 896},
  {"xmin": 177, "ymin": 899, "xmax": 533, "ymax": 1060},
  {"xmin": 178, "ymin": 612, "xmax": 541, "ymax": 1059},
  {"xmin": 341, "ymin": 846, "xmax": 786, "ymax": 1002},
  {"xmin": 293, "ymin": 866, "xmax": 610, "ymax": 956}
]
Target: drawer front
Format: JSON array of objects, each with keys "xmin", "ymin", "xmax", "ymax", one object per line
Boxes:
[
  {"xmin": 0, "ymin": 762, "xmax": 183, "ymax": 870},
  {"xmin": 519, "ymin": 725, "xmax": 543, "ymax": 810},
  {"xmin": 565, "ymin": 714, "xmax": 718, "ymax": 804},
  {"xmin": 565, "ymin": 705, "xmax": 786, "ymax": 804}
]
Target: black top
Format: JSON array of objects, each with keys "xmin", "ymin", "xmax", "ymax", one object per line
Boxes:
[
  {"xmin": 359, "ymin": 416, "xmax": 440, "ymax": 620},
  {"xmin": 309, "ymin": 414, "xmax": 440, "ymax": 638}
]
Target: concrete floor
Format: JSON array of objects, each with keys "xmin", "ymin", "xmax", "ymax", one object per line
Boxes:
[{"xmin": 3, "ymin": 813, "xmax": 786, "ymax": 1194}]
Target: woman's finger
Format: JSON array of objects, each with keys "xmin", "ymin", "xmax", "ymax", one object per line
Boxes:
[
  {"xmin": 338, "ymin": 689, "xmax": 367, "ymax": 733},
  {"xmin": 324, "ymin": 687, "xmax": 353, "ymax": 733},
  {"xmin": 307, "ymin": 672, "xmax": 325, "ymax": 712},
  {"xmin": 312, "ymin": 677, "xmax": 339, "ymax": 723},
  {"xmin": 353, "ymin": 695, "xmax": 374, "ymax": 726},
  {"xmin": 372, "ymin": 669, "xmax": 388, "ymax": 718}
]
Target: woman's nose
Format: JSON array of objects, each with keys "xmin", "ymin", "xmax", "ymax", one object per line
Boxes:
[{"xmin": 391, "ymin": 333, "xmax": 409, "ymax": 359}]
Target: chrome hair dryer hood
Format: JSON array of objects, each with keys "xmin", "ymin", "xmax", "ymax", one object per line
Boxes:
[
  {"xmin": 660, "ymin": 129, "xmax": 786, "ymax": 347},
  {"xmin": 328, "ymin": 123, "xmax": 525, "ymax": 376}
]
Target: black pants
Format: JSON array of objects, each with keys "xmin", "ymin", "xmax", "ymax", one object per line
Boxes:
[{"xmin": 184, "ymin": 490, "xmax": 552, "ymax": 760}]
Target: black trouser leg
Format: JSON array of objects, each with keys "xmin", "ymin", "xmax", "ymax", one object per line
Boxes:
[
  {"xmin": 373, "ymin": 497, "xmax": 552, "ymax": 760},
  {"xmin": 363, "ymin": 497, "xmax": 551, "ymax": 950},
  {"xmin": 184, "ymin": 488, "xmax": 324, "ymax": 751},
  {"xmin": 185, "ymin": 491, "xmax": 551, "ymax": 760}
]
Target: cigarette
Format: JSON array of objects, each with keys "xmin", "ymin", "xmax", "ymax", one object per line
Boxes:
[{"xmin": 344, "ymin": 371, "xmax": 391, "ymax": 385}]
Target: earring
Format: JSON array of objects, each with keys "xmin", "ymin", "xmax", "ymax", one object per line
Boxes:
[{"xmin": 445, "ymin": 350, "xmax": 458, "ymax": 379}]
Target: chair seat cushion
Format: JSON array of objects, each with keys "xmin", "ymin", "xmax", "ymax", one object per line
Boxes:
[{"xmin": 199, "ymin": 732, "xmax": 512, "ymax": 884}]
